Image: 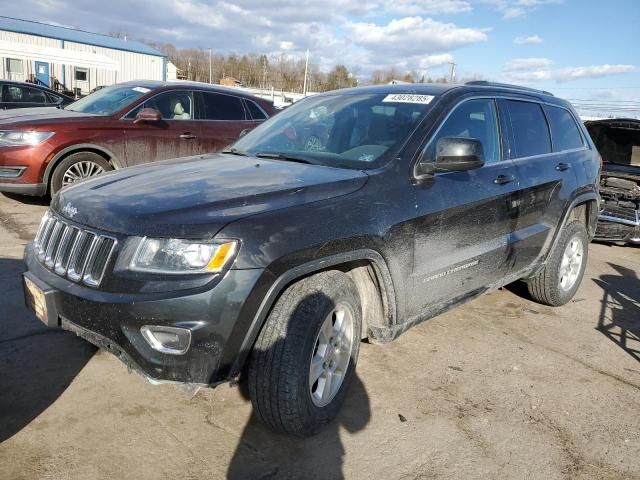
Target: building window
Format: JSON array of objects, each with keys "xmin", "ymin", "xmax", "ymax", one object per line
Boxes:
[
  {"xmin": 6, "ymin": 58, "xmax": 24, "ymax": 81},
  {"xmin": 74, "ymin": 67, "xmax": 89, "ymax": 82}
]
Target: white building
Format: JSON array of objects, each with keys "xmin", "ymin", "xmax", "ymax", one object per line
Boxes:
[{"xmin": 0, "ymin": 16, "xmax": 166, "ymax": 95}]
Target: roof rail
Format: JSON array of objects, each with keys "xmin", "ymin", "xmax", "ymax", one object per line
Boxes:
[{"xmin": 465, "ymin": 80, "xmax": 554, "ymax": 97}]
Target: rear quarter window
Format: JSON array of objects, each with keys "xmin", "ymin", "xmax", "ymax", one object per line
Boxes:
[
  {"xmin": 544, "ymin": 105, "xmax": 584, "ymax": 151},
  {"xmin": 245, "ymin": 100, "xmax": 267, "ymax": 120},
  {"xmin": 505, "ymin": 100, "xmax": 551, "ymax": 158}
]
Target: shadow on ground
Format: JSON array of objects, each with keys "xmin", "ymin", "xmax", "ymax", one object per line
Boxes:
[
  {"xmin": 594, "ymin": 262, "xmax": 640, "ymax": 362},
  {"xmin": 0, "ymin": 258, "xmax": 95, "ymax": 442},
  {"xmin": 2, "ymin": 192, "xmax": 50, "ymax": 207}
]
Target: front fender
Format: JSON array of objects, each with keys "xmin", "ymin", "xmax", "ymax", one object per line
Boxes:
[{"xmin": 222, "ymin": 249, "xmax": 397, "ymax": 381}]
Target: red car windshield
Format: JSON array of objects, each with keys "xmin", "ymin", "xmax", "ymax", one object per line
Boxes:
[{"xmin": 65, "ymin": 85, "xmax": 151, "ymax": 116}]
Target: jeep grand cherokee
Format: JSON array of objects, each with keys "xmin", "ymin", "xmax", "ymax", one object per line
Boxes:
[{"xmin": 23, "ymin": 81, "xmax": 600, "ymax": 437}]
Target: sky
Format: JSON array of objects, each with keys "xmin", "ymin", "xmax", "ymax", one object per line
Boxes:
[{"xmin": 5, "ymin": 0, "xmax": 640, "ymax": 117}]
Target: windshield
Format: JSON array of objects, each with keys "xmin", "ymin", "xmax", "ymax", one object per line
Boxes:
[
  {"xmin": 65, "ymin": 85, "xmax": 151, "ymax": 116},
  {"xmin": 232, "ymin": 92, "xmax": 436, "ymax": 169}
]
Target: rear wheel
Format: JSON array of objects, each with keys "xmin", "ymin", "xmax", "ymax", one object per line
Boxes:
[
  {"xmin": 50, "ymin": 152, "xmax": 112, "ymax": 195},
  {"xmin": 247, "ymin": 270, "xmax": 362, "ymax": 437},
  {"xmin": 527, "ymin": 220, "xmax": 589, "ymax": 306}
]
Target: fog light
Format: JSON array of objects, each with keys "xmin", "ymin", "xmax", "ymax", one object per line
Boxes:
[{"xmin": 140, "ymin": 325, "xmax": 192, "ymax": 355}]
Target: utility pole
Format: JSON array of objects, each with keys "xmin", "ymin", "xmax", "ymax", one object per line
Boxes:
[
  {"xmin": 209, "ymin": 48, "xmax": 212, "ymax": 84},
  {"xmin": 302, "ymin": 49, "xmax": 309, "ymax": 96},
  {"xmin": 448, "ymin": 62, "xmax": 456, "ymax": 83}
]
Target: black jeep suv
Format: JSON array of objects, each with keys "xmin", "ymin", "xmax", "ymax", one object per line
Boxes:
[{"xmin": 23, "ymin": 81, "xmax": 600, "ymax": 436}]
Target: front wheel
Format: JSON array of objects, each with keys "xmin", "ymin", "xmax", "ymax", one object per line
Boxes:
[
  {"xmin": 50, "ymin": 152, "xmax": 112, "ymax": 195},
  {"xmin": 527, "ymin": 220, "xmax": 589, "ymax": 306},
  {"xmin": 247, "ymin": 270, "xmax": 362, "ymax": 437}
]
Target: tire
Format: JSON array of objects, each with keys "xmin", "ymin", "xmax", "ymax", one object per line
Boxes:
[
  {"xmin": 247, "ymin": 270, "xmax": 362, "ymax": 437},
  {"xmin": 527, "ymin": 220, "xmax": 589, "ymax": 306},
  {"xmin": 50, "ymin": 152, "xmax": 112, "ymax": 195}
]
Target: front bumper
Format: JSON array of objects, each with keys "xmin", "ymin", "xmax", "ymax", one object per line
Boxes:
[
  {"xmin": 0, "ymin": 181, "xmax": 46, "ymax": 196},
  {"xmin": 23, "ymin": 243, "xmax": 266, "ymax": 385}
]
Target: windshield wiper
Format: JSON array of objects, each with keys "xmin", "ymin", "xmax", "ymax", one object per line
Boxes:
[
  {"xmin": 255, "ymin": 152, "xmax": 314, "ymax": 164},
  {"xmin": 221, "ymin": 147, "xmax": 249, "ymax": 157}
]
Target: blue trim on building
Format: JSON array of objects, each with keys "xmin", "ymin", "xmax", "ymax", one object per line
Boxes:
[{"xmin": 0, "ymin": 16, "xmax": 166, "ymax": 58}]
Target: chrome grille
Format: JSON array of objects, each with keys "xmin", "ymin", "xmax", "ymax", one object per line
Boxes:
[{"xmin": 33, "ymin": 212, "xmax": 117, "ymax": 287}]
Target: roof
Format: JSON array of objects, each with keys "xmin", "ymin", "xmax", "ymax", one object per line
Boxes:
[
  {"xmin": 0, "ymin": 16, "xmax": 165, "ymax": 57},
  {"xmin": 114, "ymin": 80, "xmax": 271, "ymax": 100}
]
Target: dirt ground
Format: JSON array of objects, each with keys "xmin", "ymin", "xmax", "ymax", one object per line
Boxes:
[{"xmin": 0, "ymin": 191, "xmax": 639, "ymax": 480}]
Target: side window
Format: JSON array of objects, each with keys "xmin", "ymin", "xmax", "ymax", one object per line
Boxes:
[
  {"xmin": 143, "ymin": 91, "xmax": 194, "ymax": 120},
  {"xmin": 426, "ymin": 98, "xmax": 501, "ymax": 164},
  {"xmin": 46, "ymin": 92, "xmax": 62, "ymax": 104},
  {"xmin": 544, "ymin": 105, "xmax": 584, "ymax": 152},
  {"xmin": 505, "ymin": 100, "xmax": 551, "ymax": 158},
  {"xmin": 24, "ymin": 87, "xmax": 47, "ymax": 103},
  {"xmin": 245, "ymin": 100, "xmax": 266, "ymax": 120},
  {"xmin": 4, "ymin": 85, "xmax": 24, "ymax": 102},
  {"xmin": 199, "ymin": 92, "xmax": 246, "ymax": 120}
]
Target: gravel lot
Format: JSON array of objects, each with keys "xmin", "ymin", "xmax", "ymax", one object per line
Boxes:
[{"xmin": 1, "ymin": 191, "xmax": 639, "ymax": 480}]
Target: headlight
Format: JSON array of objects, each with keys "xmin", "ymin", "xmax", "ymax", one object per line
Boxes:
[
  {"xmin": 130, "ymin": 238, "xmax": 238, "ymax": 274},
  {"xmin": 0, "ymin": 130, "xmax": 55, "ymax": 147}
]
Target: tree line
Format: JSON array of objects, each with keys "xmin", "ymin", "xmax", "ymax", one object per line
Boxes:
[{"xmin": 111, "ymin": 34, "xmax": 481, "ymax": 92}]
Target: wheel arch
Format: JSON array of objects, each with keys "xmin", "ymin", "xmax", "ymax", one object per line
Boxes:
[
  {"xmin": 227, "ymin": 249, "xmax": 397, "ymax": 379},
  {"xmin": 540, "ymin": 190, "xmax": 599, "ymax": 267},
  {"xmin": 43, "ymin": 144, "xmax": 122, "ymax": 193}
]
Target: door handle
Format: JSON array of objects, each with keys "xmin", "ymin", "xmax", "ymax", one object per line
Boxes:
[
  {"xmin": 179, "ymin": 133, "xmax": 196, "ymax": 139},
  {"xmin": 555, "ymin": 162, "xmax": 570, "ymax": 171},
  {"xmin": 493, "ymin": 174, "xmax": 515, "ymax": 185}
]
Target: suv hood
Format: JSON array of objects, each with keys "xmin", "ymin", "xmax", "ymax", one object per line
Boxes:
[
  {"xmin": 51, "ymin": 154, "xmax": 368, "ymax": 238},
  {"xmin": 0, "ymin": 107, "xmax": 96, "ymax": 126}
]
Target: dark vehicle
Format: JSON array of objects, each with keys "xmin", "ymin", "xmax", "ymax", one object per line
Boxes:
[
  {"xmin": 23, "ymin": 82, "xmax": 600, "ymax": 436},
  {"xmin": 586, "ymin": 118, "xmax": 640, "ymax": 244},
  {"xmin": 1, "ymin": 80, "xmax": 73, "ymax": 109},
  {"xmin": 0, "ymin": 80, "xmax": 274, "ymax": 196}
]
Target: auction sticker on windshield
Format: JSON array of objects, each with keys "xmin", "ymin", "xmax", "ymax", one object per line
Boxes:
[{"xmin": 382, "ymin": 94, "xmax": 434, "ymax": 104}]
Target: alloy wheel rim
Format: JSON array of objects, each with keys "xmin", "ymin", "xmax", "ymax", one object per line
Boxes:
[
  {"xmin": 309, "ymin": 305, "xmax": 354, "ymax": 407},
  {"xmin": 559, "ymin": 236, "xmax": 584, "ymax": 291},
  {"xmin": 62, "ymin": 161, "xmax": 105, "ymax": 187}
]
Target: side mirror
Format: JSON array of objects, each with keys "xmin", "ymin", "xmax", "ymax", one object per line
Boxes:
[
  {"xmin": 434, "ymin": 137, "xmax": 485, "ymax": 172},
  {"xmin": 133, "ymin": 108, "xmax": 162, "ymax": 124}
]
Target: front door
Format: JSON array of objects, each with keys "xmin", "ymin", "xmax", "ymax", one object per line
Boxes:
[
  {"xmin": 122, "ymin": 90, "xmax": 203, "ymax": 167},
  {"xmin": 409, "ymin": 98, "xmax": 520, "ymax": 318},
  {"xmin": 35, "ymin": 61, "xmax": 50, "ymax": 87}
]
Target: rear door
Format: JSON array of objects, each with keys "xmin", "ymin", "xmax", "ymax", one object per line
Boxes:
[
  {"xmin": 122, "ymin": 90, "xmax": 203, "ymax": 167},
  {"xmin": 195, "ymin": 91, "xmax": 260, "ymax": 153},
  {"xmin": 409, "ymin": 97, "xmax": 521, "ymax": 317},
  {"xmin": 501, "ymin": 99, "xmax": 581, "ymax": 272}
]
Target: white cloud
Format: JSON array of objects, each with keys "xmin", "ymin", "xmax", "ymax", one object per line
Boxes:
[
  {"xmin": 349, "ymin": 17, "xmax": 489, "ymax": 57},
  {"xmin": 505, "ymin": 64, "xmax": 636, "ymax": 83},
  {"xmin": 504, "ymin": 57, "xmax": 552, "ymax": 71},
  {"xmin": 385, "ymin": 0, "xmax": 472, "ymax": 15},
  {"xmin": 513, "ymin": 34, "xmax": 543, "ymax": 44},
  {"xmin": 479, "ymin": 0, "xmax": 561, "ymax": 18}
]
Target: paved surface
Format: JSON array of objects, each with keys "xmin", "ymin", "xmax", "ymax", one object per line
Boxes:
[{"xmin": 0, "ymin": 191, "xmax": 639, "ymax": 480}]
